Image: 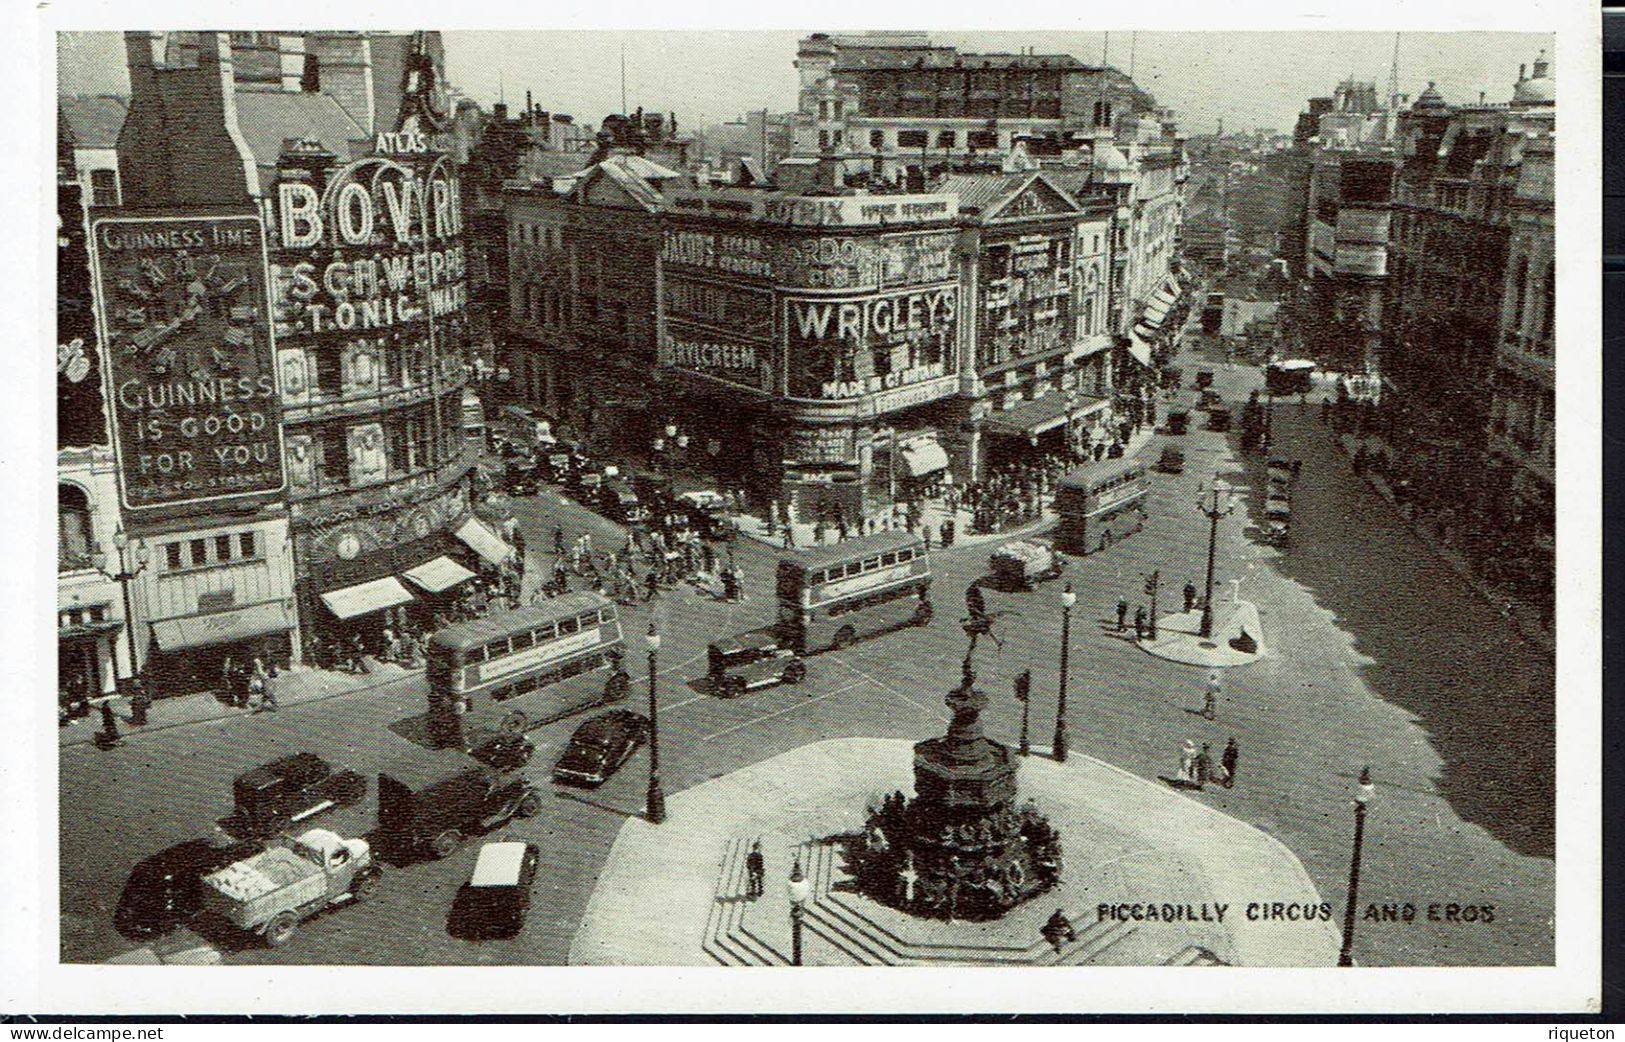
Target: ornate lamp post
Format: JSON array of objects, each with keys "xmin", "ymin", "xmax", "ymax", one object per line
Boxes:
[
  {"xmin": 644, "ymin": 622, "xmax": 667, "ymax": 824},
  {"xmin": 1337, "ymin": 766, "xmax": 1375, "ymax": 967},
  {"xmin": 787, "ymin": 857, "xmax": 811, "ymax": 965},
  {"xmin": 93, "ymin": 525, "xmax": 150, "ymax": 691},
  {"xmin": 1053, "ymin": 583, "xmax": 1076, "ymax": 762},
  {"xmin": 1194, "ymin": 477, "xmax": 1239, "ymax": 638}
]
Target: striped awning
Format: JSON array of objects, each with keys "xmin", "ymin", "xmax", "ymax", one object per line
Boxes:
[
  {"xmin": 899, "ymin": 440, "xmax": 950, "ymax": 478},
  {"xmin": 455, "ymin": 517, "xmax": 515, "ymax": 568},
  {"xmin": 320, "ymin": 577, "xmax": 414, "ymax": 621},
  {"xmin": 152, "ymin": 601, "xmax": 294, "ymax": 652},
  {"xmin": 1126, "ymin": 330, "xmax": 1155, "ymax": 368},
  {"xmin": 403, "ymin": 556, "xmax": 478, "ymax": 594}
]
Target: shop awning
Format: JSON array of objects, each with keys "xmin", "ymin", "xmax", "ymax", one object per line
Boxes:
[
  {"xmin": 402, "ymin": 556, "xmax": 478, "ymax": 594},
  {"xmin": 1126, "ymin": 331, "xmax": 1155, "ymax": 368},
  {"xmin": 898, "ymin": 441, "xmax": 950, "ymax": 478},
  {"xmin": 151, "ymin": 601, "xmax": 294, "ymax": 653},
  {"xmin": 1138, "ymin": 277, "xmax": 1183, "ymax": 331},
  {"xmin": 320, "ymin": 577, "xmax": 415, "ymax": 621},
  {"xmin": 983, "ymin": 394, "xmax": 1106, "ymax": 438},
  {"xmin": 456, "ymin": 517, "xmax": 515, "ymax": 568}
]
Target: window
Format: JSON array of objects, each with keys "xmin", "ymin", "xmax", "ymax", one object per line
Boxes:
[
  {"xmin": 58, "ymin": 485, "xmax": 92, "ymax": 571},
  {"xmin": 1510, "ymin": 257, "xmax": 1529, "ymax": 334},
  {"xmin": 820, "ymin": 100, "xmax": 830, "ymax": 120},
  {"xmin": 536, "ymin": 622, "xmax": 556, "ymax": 641},
  {"xmin": 239, "ymin": 532, "xmax": 257, "ymax": 559},
  {"xmin": 514, "ymin": 630, "xmax": 535, "ymax": 650},
  {"xmin": 165, "ymin": 543, "xmax": 184, "ymax": 571},
  {"xmin": 89, "ymin": 168, "xmax": 119, "ymax": 208},
  {"xmin": 898, "ymin": 130, "xmax": 928, "ymax": 149},
  {"xmin": 881, "ymin": 552, "xmax": 898, "ymax": 566},
  {"xmin": 832, "ymin": 130, "xmax": 843, "ymax": 148},
  {"xmin": 870, "ymin": 129, "xmax": 885, "ymax": 149},
  {"xmin": 968, "ymin": 130, "xmax": 997, "ymax": 150},
  {"xmin": 938, "ymin": 131, "xmax": 956, "ymax": 148},
  {"xmin": 833, "ymin": 100, "xmax": 844, "ymax": 119},
  {"xmin": 317, "ymin": 427, "xmax": 348, "ymax": 484},
  {"xmin": 159, "ymin": 529, "xmax": 264, "ymax": 572},
  {"xmin": 819, "ymin": 129, "xmax": 830, "ymax": 150},
  {"xmin": 558, "ymin": 616, "xmax": 579, "ymax": 636}
]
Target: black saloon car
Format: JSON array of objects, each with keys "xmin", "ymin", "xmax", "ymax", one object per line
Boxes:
[
  {"xmin": 707, "ymin": 628, "xmax": 807, "ymax": 698},
  {"xmin": 229, "ymin": 752, "xmax": 366, "ymax": 838},
  {"xmin": 448, "ymin": 841, "xmax": 540, "ymax": 939},
  {"xmin": 551, "ymin": 710, "xmax": 650, "ymax": 788}
]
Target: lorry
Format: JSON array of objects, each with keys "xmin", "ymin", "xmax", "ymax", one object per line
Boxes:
[
  {"xmin": 377, "ymin": 758, "xmax": 543, "ymax": 861},
  {"xmin": 228, "ymin": 752, "xmax": 366, "ymax": 840},
  {"xmin": 988, "ymin": 539, "xmax": 1066, "ymax": 590},
  {"xmin": 197, "ymin": 828, "xmax": 379, "ymax": 947}
]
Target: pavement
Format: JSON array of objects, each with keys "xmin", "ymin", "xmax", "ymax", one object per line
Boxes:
[
  {"xmin": 1138, "ymin": 599, "xmax": 1266, "ymax": 668},
  {"xmin": 570, "ymin": 737, "xmax": 1338, "ymax": 967}
]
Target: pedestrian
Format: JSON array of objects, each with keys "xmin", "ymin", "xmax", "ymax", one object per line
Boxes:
[
  {"xmin": 745, "ymin": 840, "xmax": 765, "ymax": 900},
  {"xmin": 782, "ymin": 525, "xmax": 795, "ymax": 550},
  {"xmin": 812, "ymin": 519, "xmax": 826, "ymax": 545},
  {"xmin": 1206, "ymin": 670, "xmax": 1223, "ymax": 707},
  {"xmin": 95, "ymin": 699, "xmax": 122, "ymax": 749},
  {"xmin": 248, "ymin": 657, "xmax": 269, "ymax": 710},
  {"xmin": 1195, "ymin": 743, "xmax": 1213, "ymax": 789},
  {"xmin": 1133, "ymin": 605, "xmax": 1148, "ymax": 640},
  {"xmin": 1116, "ymin": 598, "xmax": 1128, "ymax": 631},
  {"xmin": 221, "ymin": 654, "xmax": 239, "ymax": 706},
  {"xmin": 1183, "ymin": 582, "xmax": 1197, "ymax": 614},
  {"xmin": 1178, "ymin": 739, "xmax": 1198, "ymax": 785},
  {"xmin": 257, "ymin": 663, "xmax": 280, "ymax": 712},
  {"xmin": 128, "ymin": 677, "xmax": 151, "ymax": 726},
  {"xmin": 940, "ymin": 517, "xmax": 955, "ymax": 548},
  {"xmin": 1221, "ymin": 738, "xmax": 1238, "ymax": 788},
  {"xmin": 921, "ymin": 524, "xmax": 933, "ymax": 551},
  {"xmin": 553, "ymin": 527, "xmax": 566, "ymax": 557},
  {"xmin": 836, "ymin": 516, "xmax": 849, "ymax": 543},
  {"xmin": 351, "ymin": 634, "xmax": 371, "ymax": 674},
  {"xmin": 1042, "ymin": 908, "xmax": 1077, "ymax": 954},
  {"xmin": 1201, "ymin": 689, "xmax": 1217, "ymax": 720}
]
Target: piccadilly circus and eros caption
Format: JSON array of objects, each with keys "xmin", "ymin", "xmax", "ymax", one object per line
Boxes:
[{"xmin": 90, "ymin": 214, "xmax": 285, "ymax": 510}]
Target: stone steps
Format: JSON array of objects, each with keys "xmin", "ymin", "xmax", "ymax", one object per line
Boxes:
[
  {"xmin": 703, "ymin": 838, "xmax": 790, "ymax": 967},
  {"xmin": 800, "ymin": 840, "xmax": 1142, "ymax": 967}
]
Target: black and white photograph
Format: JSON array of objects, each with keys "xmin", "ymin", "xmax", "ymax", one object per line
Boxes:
[{"xmin": 16, "ymin": 1, "xmax": 1601, "ymax": 1018}]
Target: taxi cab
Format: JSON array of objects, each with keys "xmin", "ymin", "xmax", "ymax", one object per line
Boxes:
[{"xmin": 707, "ymin": 628, "xmax": 807, "ymax": 698}]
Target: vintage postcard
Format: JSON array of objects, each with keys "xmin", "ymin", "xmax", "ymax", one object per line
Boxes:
[{"xmin": 12, "ymin": 0, "xmax": 1600, "ymax": 1017}]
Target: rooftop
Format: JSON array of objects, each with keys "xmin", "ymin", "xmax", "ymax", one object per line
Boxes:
[{"xmin": 59, "ymin": 94, "xmax": 129, "ymax": 150}]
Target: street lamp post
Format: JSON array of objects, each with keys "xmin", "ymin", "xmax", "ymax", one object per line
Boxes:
[
  {"xmin": 645, "ymin": 622, "xmax": 667, "ymax": 824},
  {"xmin": 1337, "ymin": 766, "xmax": 1375, "ymax": 967},
  {"xmin": 787, "ymin": 857, "xmax": 811, "ymax": 965},
  {"xmin": 93, "ymin": 525, "xmax": 150, "ymax": 691},
  {"xmin": 1053, "ymin": 583, "xmax": 1076, "ymax": 762},
  {"xmin": 1194, "ymin": 478, "xmax": 1239, "ymax": 639}
]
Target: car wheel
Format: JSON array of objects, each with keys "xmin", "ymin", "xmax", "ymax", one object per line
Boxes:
[
  {"xmin": 264, "ymin": 911, "xmax": 299, "ymax": 947},
  {"xmin": 602, "ymin": 671, "xmax": 630, "ymax": 703},
  {"xmin": 833, "ymin": 625, "xmax": 857, "ymax": 650},
  {"xmin": 781, "ymin": 660, "xmax": 806, "ymax": 685},
  {"xmin": 719, "ymin": 677, "xmax": 745, "ymax": 699},
  {"xmin": 350, "ymin": 866, "xmax": 381, "ymax": 900},
  {"xmin": 516, "ymin": 790, "xmax": 542, "ymax": 818},
  {"xmin": 429, "ymin": 830, "xmax": 462, "ymax": 860},
  {"xmin": 502, "ymin": 709, "xmax": 528, "ymax": 733},
  {"xmin": 333, "ymin": 771, "xmax": 366, "ymax": 806}
]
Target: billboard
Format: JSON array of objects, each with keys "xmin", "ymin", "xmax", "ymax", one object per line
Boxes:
[
  {"xmin": 784, "ymin": 285, "xmax": 958, "ymax": 403},
  {"xmin": 89, "ymin": 214, "xmax": 284, "ymax": 509}
]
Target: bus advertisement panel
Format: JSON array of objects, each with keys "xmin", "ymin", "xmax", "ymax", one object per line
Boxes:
[{"xmin": 1054, "ymin": 460, "xmax": 1150, "ymax": 555}]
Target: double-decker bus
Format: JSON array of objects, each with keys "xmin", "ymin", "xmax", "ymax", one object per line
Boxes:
[
  {"xmin": 774, "ymin": 530, "xmax": 933, "ymax": 654},
  {"xmin": 1054, "ymin": 459, "xmax": 1150, "ymax": 555},
  {"xmin": 426, "ymin": 591, "xmax": 630, "ymax": 745}
]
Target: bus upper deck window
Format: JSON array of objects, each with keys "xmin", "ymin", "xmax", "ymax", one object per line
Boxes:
[
  {"xmin": 863, "ymin": 557, "xmax": 881, "ymax": 570},
  {"xmin": 536, "ymin": 622, "xmax": 556, "ymax": 641},
  {"xmin": 881, "ymin": 552, "xmax": 898, "ymax": 566},
  {"xmin": 600, "ymin": 604, "xmax": 617, "ymax": 621},
  {"xmin": 559, "ymin": 617, "xmax": 579, "ymax": 636},
  {"xmin": 514, "ymin": 630, "xmax": 535, "ymax": 650},
  {"xmin": 898, "ymin": 548, "xmax": 914, "ymax": 562}
]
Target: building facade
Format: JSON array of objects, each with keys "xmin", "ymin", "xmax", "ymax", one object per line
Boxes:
[
  {"xmin": 98, "ymin": 30, "xmax": 485, "ymax": 684},
  {"xmin": 790, "ymin": 32, "xmax": 1162, "ymax": 188}
]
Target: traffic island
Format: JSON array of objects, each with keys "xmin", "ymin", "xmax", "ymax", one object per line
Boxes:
[
  {"xmin": 1138, "ymin": 600, "xmax": 1266, "ymax": 669},
  {"xmin": 568, "ymin": 737, "xmax": 1336, "ymax": 967}
]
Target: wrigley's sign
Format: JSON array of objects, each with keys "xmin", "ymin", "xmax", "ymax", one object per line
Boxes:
[{"xmin": 664, "ymin": 189, "xmax": 958, "ymax": 228}]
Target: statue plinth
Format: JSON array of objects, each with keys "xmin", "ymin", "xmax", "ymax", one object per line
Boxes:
[{"xmin": 850, "ymin": 664, "xmax": 1064, "ymax": 921}]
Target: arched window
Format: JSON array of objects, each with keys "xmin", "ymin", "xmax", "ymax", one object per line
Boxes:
[{"xmin": 59, "ymin": 484, "xmax": 92, "ymax": 572}]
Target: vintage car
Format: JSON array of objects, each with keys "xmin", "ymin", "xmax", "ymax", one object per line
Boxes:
[
  {"xmin": 988, "ymin": 539, "xmax": 1066, "ymax": 590},
  {"xmin": 504, "ymin": 458, "xmax": 541, "ymax": 498},
  {"xmin": 1165, "ymin": 409, "xmax": 1189, "ymax": 436},
  {"xmin": 1207, "ymin": 406, "xmax": 1233, "ymax": 432},
  {"xmin": 1198, "ymin": 388, "xmax": 1224, "ymax": 410},
  {"xmin": 449, "ymin": 841, "xmax": 541, "ymax": 940},
  {"xmin": 707, "ymin": 628, "xmax": 807, "ymax": 697},
  {"xmin": 115, "ymin": 835, "xmax": 265, "ymax": 938},
  {"xmin": 1157, "ymin": 446, "xmax": 1186, "ymax": 474},
  {"xmin": 678, "ymin": 490, "xmax": 739, "ymax": 541},
  {"xmin": 551, "ymin": 710, "xmax": 651, "ymax": 788},
  {"xmin": 598, "ymin": 480, "xmax": 646, "ymax": 525},
  {"xmin": 1195, "ymin": 369, "xmax": 1216, "ymax": 390},
  {"xmin": 468, "ymin": 731, "xmax": 535, "ymax": 771},
  {"xmin": 197, "ymin": 828, "xmax": 380, "ymax": 947},
  {"xmin": 1264, "ymin": 499, "xmax": 1292, "ymax": 546},
  {"xmin": 1267, "ymin": 457, "xmax": 1296, "ymax": 485},
  {"xmin": 229, "ymin": 753, "xmax": 366, "ymax": 840},
  {"xmin": 377, "ymin": 758, "xmax": 543, "ymax": 861}
]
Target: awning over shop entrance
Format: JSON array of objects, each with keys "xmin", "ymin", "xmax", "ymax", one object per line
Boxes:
[
  {"xmin": 151, "ymin": 601, "xmax": 295, "ymax": 653},
  {"xmin": 1126, "ymin": 331, "xmax": 1155, "ymax": 368},
  {"xmin": 403, "ymin": 556, "xmax": 478, "ymax": 594},
  {"xmin": 983, "ymin": 394, "xmax": 1106, "ymax": 438},
  {"xmin": 898, "ymin": 440, "xmax": 950, "ymax": 478},
  {"xmin": 320, "ymin": 577, "xmax": 415, "ymax": 621},
  {"xmin": 456, "ymin": 517, "xmax": 515, "ymax": 568},
  {"xmin": 1136, "ymin": 277, "xmax": 1183, "ymax": 334}
]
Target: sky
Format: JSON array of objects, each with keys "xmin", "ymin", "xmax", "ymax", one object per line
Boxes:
[{"xmin": 58, "ymin": 29, "xmax": 1553, "ymax": 135}]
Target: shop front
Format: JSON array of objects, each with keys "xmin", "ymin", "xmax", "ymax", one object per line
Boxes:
[
  {"xmin": 145, "ymin": 599, "xmax": 298, "ymax": 694},
  {"xmin": 58, "ymin": 603, "xmax": 122, "ymax": 716}
]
